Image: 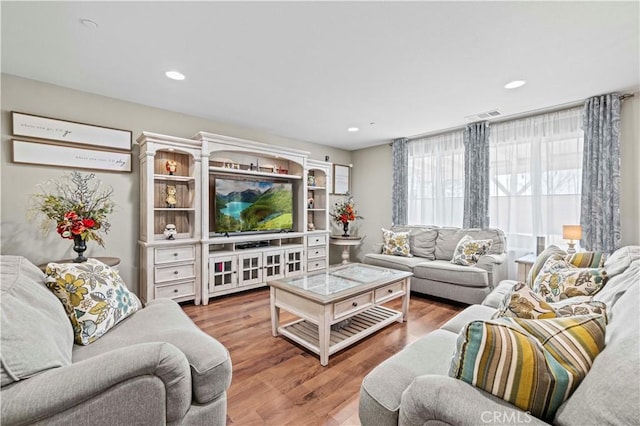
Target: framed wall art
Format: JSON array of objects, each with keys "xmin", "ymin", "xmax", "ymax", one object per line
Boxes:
[
  {"xmin": 12, "ymin": 111, "xmax": 132, "ymax": 151},
  {"xmin": 332, "ymin": 164, "xmax": 350, "ymax": 195},
  {"xmin": 13, "ymin": 140, "xmax": 132, "ymax": 172}
]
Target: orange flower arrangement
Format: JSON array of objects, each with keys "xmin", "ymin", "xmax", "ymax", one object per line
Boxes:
[{"xmin": 330, "ymin": 195, "xmax": 363, "ymax": 224}]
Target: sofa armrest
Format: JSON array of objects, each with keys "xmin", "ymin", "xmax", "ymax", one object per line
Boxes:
[
  {"xmin": 399, "ymin": 375, "xmax": 547, "ymax": 426},
  {"xmin": 1, "ymin": 342, "xmax": 191, "ymax": 425},
  {"xmin": 475, "ymin": 253, "xmax": 508, "ymax": 289},
  {"xmin": 371, "ymin": 243, "xmax": 384, "ymax": 254}
]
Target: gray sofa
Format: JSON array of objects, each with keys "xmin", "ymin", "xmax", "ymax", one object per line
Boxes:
[
  {"xmin": 359, "ymin": 245, "xmax": 640, "ymax": 425},
  {"xmin": 0, "ymin": 256, "xmax": 232, "ymax": 425},
  {"xmin": 364, "ymin": 226, "xmax": 508, "ymax": 304}
]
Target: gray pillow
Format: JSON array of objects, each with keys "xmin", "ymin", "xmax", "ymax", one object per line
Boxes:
[
  {"xmin": 392, "ymin": 226, "xmax": 438, "ymax": 260},
  {"xmin": 1, "ymin": 256, "xmax": 73, "ymax": 386}
]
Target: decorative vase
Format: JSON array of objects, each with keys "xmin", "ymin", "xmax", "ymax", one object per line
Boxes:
[
  {"xmin": 342, "ymin": 221, "xmax": 350, "ymax": 237},
  {"xmin": 73, "ymin": 235, "xmax": 88, "ymax": 263}
]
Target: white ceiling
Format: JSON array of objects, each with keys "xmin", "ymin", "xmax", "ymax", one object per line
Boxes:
[{"xmin": 2, "ymin": 1, "xmax": 639, "ymax": 151}]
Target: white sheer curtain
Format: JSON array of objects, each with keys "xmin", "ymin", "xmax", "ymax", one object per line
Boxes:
[
  {"xmin": 407, "ymin": 131, "xmax": 465, "ymax": 226},
  {"xmin": 490, "ymin": 107, "xmax": 584, "ymax": 278}
]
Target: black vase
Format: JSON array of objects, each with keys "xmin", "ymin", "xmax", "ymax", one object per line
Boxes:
[
  {"xmin": 342, "ymin": 222, "xmax": 349, "ymax": 237},
  {"xmin": 73, "ymin": 235, "xmax": 87, "ymax": 263}
]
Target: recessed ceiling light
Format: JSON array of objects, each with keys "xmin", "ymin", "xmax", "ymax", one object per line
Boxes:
[
  {"xmin": 347, "ymin": 127, "xmax": 359, "ymax": 132},
  {"xmin": 165, "ymin": 71, "xmax": 186, "ymax": 81},
  {"xmin": 504, "ymin": 80, "xmax": 526, "ymax": 89},
  {"xmin": 79, "ymin": 18, "xmax": 98, "ymax": 29}
]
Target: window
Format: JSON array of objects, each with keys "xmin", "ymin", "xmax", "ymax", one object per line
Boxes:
[{"xmin": 407, "ymin": 131, "xmax": 465, "ymax": 227}]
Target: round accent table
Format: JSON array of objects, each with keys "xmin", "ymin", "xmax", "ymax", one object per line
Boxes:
[
  {"xmin": 330, "ymin": 236, "xmax": 363, "ymax": 264},
  {"xmin": 37, "ymin": 257, "xmax": 121, "ymax": 273}
]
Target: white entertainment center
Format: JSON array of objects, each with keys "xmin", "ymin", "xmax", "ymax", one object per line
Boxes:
[{"xmin": 138, "ymin": 131, "xmax": 332, "ymax": 305}]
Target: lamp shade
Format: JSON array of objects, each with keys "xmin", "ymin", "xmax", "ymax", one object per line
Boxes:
[{"xmin": 562, "ymin": 225, "xmax": 582, "ymax": 240}]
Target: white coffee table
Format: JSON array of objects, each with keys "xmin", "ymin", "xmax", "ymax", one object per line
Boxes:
[{"xmin": 269, "ymin": 263, "xmax": 412, "ymax": 366}]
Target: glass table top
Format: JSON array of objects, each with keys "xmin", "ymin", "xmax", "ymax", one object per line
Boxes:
[{"xmin": 276, "ymin": 264, "xmax": 407, "ymax": 296}]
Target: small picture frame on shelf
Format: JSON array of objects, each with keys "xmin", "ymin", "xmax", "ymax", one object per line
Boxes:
[{"xmin": 307, "ymin": 175, "xmax": 316, "ymax": 187}]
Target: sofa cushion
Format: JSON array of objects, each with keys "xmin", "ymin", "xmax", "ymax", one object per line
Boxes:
[
  {"xmin": 602, "ymin": 245, "xmax": 640, "ymax": 277},
  {"xmin": 1, "ymin": 256, "xmax": 73, "ymax": 386},
  {"xmin": 72, "ymin": 298, "xmax": 231, "ymax": 404},
  {"xmin": 482, "ymin": 280, "xmax": 518, "ymax": 308},
  {"xmin": 533, "ymin": 267, "xmax": 608, "ymax": 302},
  {"xmin": 381, "ymin": 228, "xmax": 412, "ymax": 257},
  {"xmin": 527, "ymin": 245, "xmax": 567, "ymax": 287},
  {"xmin": 45, "ymin": 259, "xmax": 141, "ymax": 345},
  {"xmin": 565, "ymin": 251, "xmax": 605, "ymax": 268},
  {"xmin": 392, "ymin": 226, "xmax": 438, "ymax": 260},
  {"xmin": 413, "ymin": 260, "xmax": 489, "ymax": 288},
  {"xmin": 451, "ymin": 235, "xmax": 493, "ymax": 266},
  {"xmin": 359, "ymin": 329, "xmax": 458, "ymax": 425},
  {"xmin": 594, "ymin": 259, "xmax": 640, "ymax": 318},
  {"xmin": 450, "ymin": 315, "xmax": 606, "ymax": 422},
  {"xmin": 554, "ymin": 281, "xmax": 639, "ymax": 425},
  {"xmin": 363, "ymin": 253, "xmax": 426, "ymax": 272},
  {"xmin": 435, "ymin": 228, "xmax": 505, "ymax": 260},
  {"xmin": 440, "ymin": 304, "xmax": 496, "ymax": 334}
]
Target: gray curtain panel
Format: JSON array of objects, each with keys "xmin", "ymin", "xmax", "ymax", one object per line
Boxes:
[
  {"xmin": 392, "ymin": 137, "xmax": 408, "ymax": 226},
  {"xmin": 581, "ymin": 93, "xmax": 622, "ymax": 252},
  {"xmin": 463, "ymin": 122, "xmax": 490, "ymax": 228}
]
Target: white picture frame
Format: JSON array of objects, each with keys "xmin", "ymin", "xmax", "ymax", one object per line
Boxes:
[
  {"xmin": 13, "ymin": 140, "xmax": 132, "ymax": 172},
  {"xmin": 332, "ymin": 164, "xmax": 350, "ymax": 195},
  {"xmin": 12, "ymin": 111, "xmax": 132, "ymax": 151}
]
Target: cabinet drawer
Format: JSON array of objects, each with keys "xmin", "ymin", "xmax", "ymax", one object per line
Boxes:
[
  {"xmin": 375, "ymin": 281, "xmax": 405, "ymax": 303},
  {"xmin": 155, "ymin": 263, "xmax": 196, "ymax": 283},
  {"xmin": 155, "ymin": 281, "xmax": 195, "ymax": 299},
  {"xmin": 307, "ymin": 246, "xmax": 326, "ymax": 259},
  {"xmin": 155, "ymin": 246, "xmax": 195, "ymax": 264},
  {"xmin": 307, "ymin": 258, "xmax": 326, "ymax": 272},
  {"xmin": 307, "ymin": 235, "xmax": 327, "ymax": 246},
  {"xmin": 334, "ymin": 292, "xmax": 373, "ymax": 320}
]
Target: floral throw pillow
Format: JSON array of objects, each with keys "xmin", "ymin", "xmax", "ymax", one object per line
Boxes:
[
  {"xmin": 451, "ymin": 235, "xmax": 493, "ymax": 266},
  {"xmin": 45, "ymin": 258, "xmax": 141, "ymax": 345},
  {"xmin": 381, "ymin": 228, "xmax": 412, "ymax": 257},
  {"xmin": 533, "ymin": 267, "xmax": 608, "ymax": 303},
  {"xmin": 494, "ymin": 282, "xmax": 607, "ymax": 322}
]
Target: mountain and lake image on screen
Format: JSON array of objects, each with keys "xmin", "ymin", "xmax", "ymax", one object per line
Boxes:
[{"xmin": 212, "ymin": 176, "xmax": 293, "ymax": 234}]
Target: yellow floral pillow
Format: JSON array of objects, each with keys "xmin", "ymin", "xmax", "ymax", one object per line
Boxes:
[
  {"xmin": 45, "ymin": 258, "xmax": 141, "ymax": 345},
  {"xmin": 381, "ymin": 228, "xmax": 412, "ymax": 257},
  {"xmin": 451, "ymin": 235, "xmax": 493, "ymax": 266}
]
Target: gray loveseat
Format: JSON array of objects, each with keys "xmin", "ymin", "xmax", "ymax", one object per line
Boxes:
[
  {"xmin": 1, "ymin": 256, "xmax": 232, "ymax": 425},
  {"xmin": 359, "ymin": 245, "xmax": 640, "ymax": 425},
  {"xmin": 364, "ymin": 226, "xmax": 508, "ymax": 304}
]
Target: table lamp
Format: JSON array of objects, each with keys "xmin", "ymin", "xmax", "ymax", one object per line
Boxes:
[{"xmin": 562, "ymin": 225, "xmax": 582, "ymax": 254}]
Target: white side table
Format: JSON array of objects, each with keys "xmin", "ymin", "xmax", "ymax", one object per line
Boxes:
[
  {"xmin": 329, "ymin": 236, "xmax": 362, "ymax": 264},
  {"xmin": 515, "ymin": 253, "xmax": 537, "ymax": 282}
]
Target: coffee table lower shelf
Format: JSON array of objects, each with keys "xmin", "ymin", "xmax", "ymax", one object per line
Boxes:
[{"xmin": 277, "ymin": 305, "xmax": 402, "ymax": 359}]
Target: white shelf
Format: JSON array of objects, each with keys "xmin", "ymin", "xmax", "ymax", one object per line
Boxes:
[
  {"xmin": 308, "ymin": 186, "xmax": 326, "ymax": 190},
  {"xmin": 153, "ymin": 174, "xmax": 196, "ymax": 182},
  {"xmin": 154, "ymin": 208, "xmax": 196, "ymax": 212},
  {"xmin": 307, "ymin": 208, "xmax": 326, "ymax": 212},
  {"xmin": 209, "ymin": 166, "xmax": 302, "ymax": 180}
]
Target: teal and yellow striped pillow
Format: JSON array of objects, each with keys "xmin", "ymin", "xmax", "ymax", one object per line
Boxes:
[
  {"xmin": 449, "ymin": 315, "xmax": 606, "ymax": 422},
  {"xmin": 565, "ymin": 252, "xmax": 606, "ymax": 268}
]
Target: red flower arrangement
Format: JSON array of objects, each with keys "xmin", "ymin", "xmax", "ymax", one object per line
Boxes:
[
  {"xmin": 330, "ymin": 195, "xmax": 363, "ymax": 224},
  {"xmin": 31, "ymin": 172, "xmax": 114, "ymax": 247}
]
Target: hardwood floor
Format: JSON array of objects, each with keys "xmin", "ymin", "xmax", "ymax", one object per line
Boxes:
[{"xmin": 182, "ymin": 289, "xmax": 464, "ymax": 425}]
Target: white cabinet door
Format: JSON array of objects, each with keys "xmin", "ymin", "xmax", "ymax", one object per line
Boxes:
[
  {"xmin": 263, "ymin": 249, "xmax": 285, "ymax": 281},
  {"xmin": 209, "ymin": 255, "xmax": 237, "ymax": 292},
  {"xmin": 285, "ymin": 247, "xmax": 304, "ymax": 277},
  {"xmin": 238, "ymin": 252, "xmax": 263, "ymax": 286}
]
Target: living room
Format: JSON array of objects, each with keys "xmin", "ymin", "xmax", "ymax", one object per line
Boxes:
[{"xmin": 2, "ymin": 2, "xmax": 639, "ymax": 425}]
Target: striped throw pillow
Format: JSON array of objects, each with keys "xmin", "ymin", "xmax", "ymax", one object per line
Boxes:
[
  {"xmin": 565, "ymin": 252, "xmax": 606, "ymax": 268},
  {"xmin": 450, "ymin": 315, "xmax": 606, "ymax": 422}
]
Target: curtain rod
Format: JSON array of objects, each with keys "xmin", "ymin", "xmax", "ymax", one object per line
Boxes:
[{"xmin": 401, "ymin": 92, "xmax": 637, "ymax": 143}]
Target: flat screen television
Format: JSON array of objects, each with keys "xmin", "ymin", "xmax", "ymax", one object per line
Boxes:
[{"xmin": 211, "ymin": 175, "xmax": 294, "ymax": 235}]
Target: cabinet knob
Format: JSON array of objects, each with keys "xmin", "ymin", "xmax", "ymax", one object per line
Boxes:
[
  {"xmin": 174, "ymin": 271, "xmax": 179, "ymax": 275},
  {"xmin": 352, "ymin": 302, "xmax": 358, "ymax": 307},
  {"xmin": 388, "ymin": 289, "xmax": 393, "ymax": 293},
  {"xmin": 173, "ymin": 289, "xmax": 179, "ymax": 293}
]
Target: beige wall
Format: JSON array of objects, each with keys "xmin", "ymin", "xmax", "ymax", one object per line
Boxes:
[
  {"xmin": 1, "ymin": 74, "xmax": 351, "ymax": 293},
  {"xmin": 353, "ymin": 96, "xmax": 640, "ymax": 255}
]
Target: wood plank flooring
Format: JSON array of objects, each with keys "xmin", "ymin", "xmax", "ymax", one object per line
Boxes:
[{"xmin": 182, "ymin": 289, "xmax": 464, "ymax": 425}]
